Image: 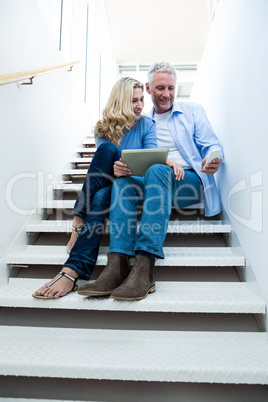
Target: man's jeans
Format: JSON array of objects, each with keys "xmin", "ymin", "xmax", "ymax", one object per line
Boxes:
[
  {"xmin": 109, "ymin": 164, "xmax": 202, "ymax": 259},
  {"xmin": 64, "ymin": 142, "xmax": 117, "ymax": 280}
]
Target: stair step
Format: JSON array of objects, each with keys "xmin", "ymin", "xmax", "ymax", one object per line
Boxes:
[
  {"xmin": 26, "ymin": 220, "xmax": 232, "ymax": 234},
  {"xmin": 81, "ymin": 137, "xmax": 95, "ymax": 146},
  {"xmin": 0, "ymin": 400, "xmax": 65, "ymax": 402},
  {"xmin": 41, "ymin": 200, "xmax": 205, "ymax": 210},
  {"xmin": 0, "ymin": 279, "xmax": 265, "ymax": 313},
  {"xmin": 75, "ymin": 147, "xmax": 96, "ymax": 154},
  {"xmin": 42, "ymin": 200, "xmax": 75, "ymax": 209},
  {"xmin": 0, "ymin": 400, "xmax": 71, "ymax": 402},
  {"xmin": 62, "ymin": 169, "xmax": 88, "ymax": 176},
  {"xmin": 54, "ymin": 182, "xmax": 82, "ymax": 192},
  {"xmin": 52, "ymin": 181, "xmax": 218, "ymax": 199},
  {"xmin": 0, "ymin": 326, "xmax": 267, "ymax": 384},
  {"xmin": 6, "ymin": 246, "xmax": 245, "ymax": 267},
  {"xmin": 70, "ymin": 157, "xmax": 93, "ymax": 164}
]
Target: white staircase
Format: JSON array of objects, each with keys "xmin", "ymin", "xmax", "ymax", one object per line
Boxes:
[{"xmin": 1, "ymin": 137, "xmax": 268, "ymax": 401}]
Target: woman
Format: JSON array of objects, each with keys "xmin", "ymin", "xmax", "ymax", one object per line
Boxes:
[{"xmin": 32, "ymin": 77, "xmax": 156, "ymax": 299}]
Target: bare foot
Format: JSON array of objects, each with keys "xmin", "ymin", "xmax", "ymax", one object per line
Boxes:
[
  {"xmin": 32, "ymin": 268, "xmax": 79, "ymax": 299},
  {"xmin": 66, "ymin": 216, "xmax": 84, "ymax": 253}
]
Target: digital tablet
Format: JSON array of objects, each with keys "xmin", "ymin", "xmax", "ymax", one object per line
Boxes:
[{"xmin": 121, "ymin": 148, "xmax": 169, "ymax": 176}]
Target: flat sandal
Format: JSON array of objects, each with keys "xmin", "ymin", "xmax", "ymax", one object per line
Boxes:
[{"xmin": 32, "ymin": 272, "xmax": 78, "ymax": 299}]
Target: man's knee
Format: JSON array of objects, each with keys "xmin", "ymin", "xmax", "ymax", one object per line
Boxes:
[
  {"xmin": 145, "ymin": 164, "xmax": 171, "ymax": 181},
  {"xmin": 145, "ymin": 163, "xmax": 170, "ymax": 176}
]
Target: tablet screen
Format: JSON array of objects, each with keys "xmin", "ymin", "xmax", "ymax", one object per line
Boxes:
[{"xmin": 121, "ymin": 148, "xmax": 169, "ymax": 176}]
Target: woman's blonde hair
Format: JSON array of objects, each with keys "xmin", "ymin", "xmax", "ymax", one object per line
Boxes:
[{"xmin": 95, "ymin": 77, "xmax": 144, "ymax": 146}]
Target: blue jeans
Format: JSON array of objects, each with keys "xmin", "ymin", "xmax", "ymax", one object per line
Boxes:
[
  {"xmin": 64, "ymin": 142, "xmax": 118, "ymax": 280},
  {"xmin": 109, "ymin": 164, "xmax": 203, "ymax": 259},
  {"xmin": 72, "ymin": 142, "xmax": 117, "ymax": 218}
]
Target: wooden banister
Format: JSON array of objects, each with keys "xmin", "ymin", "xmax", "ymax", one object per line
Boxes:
[{"xmin": 0, "ymin": 61, "xmax": 80, "ymax": 86}]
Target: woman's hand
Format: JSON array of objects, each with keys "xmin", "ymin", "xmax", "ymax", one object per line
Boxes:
[
  {"xmin": 166, "ymin": 159, "xmax": 184, "ymax": 180},
  {"xmin": 201, "ymin": 157, "xmax": 223, "ymax": 175},
  {"xmin": 113, "ymin": 159, "xmax": 132, "ymax": 177}
]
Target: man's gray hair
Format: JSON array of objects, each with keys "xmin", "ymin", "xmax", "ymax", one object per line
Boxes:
[{"xmin": 147, "ymin": 61, "xmax": 177, "ymax": 87}]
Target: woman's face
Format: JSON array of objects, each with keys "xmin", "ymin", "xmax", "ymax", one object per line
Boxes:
[{"xmin": 132, "ymin": 87, "xmax": 144, "ymax": 120}]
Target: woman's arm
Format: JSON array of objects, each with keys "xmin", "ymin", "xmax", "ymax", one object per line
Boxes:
[
  {"xmin": 114, "ymin": 117, "xmax": 157, "ymax": 177},
  {"xmin": 95, "ymin": 135, "xmax": 110, "ymax": 148},
  {"xmin": 142, "ymin": 118, "xmax": 157, "ymax": 149},
  {"xmin": 113, "ymin": 159, "xmax": 132, "ymax": 177}
]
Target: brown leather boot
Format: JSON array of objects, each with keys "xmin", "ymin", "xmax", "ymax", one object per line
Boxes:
[
  {"xmin": 110, "ymin": 254, "xmax": 155, "ymax": 301},
  {"xmin": 78, "ymin": 253, "xmax": 131, "ymax": 296}
]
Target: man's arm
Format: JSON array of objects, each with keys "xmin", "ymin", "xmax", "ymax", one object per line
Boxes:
[
  {"xmin": 193, "ymin": 105, "xmax": 223, "ymax": 174},
  {"xmin": 166, "ymin": 159, "xmax": 184, "ymax": 180}
]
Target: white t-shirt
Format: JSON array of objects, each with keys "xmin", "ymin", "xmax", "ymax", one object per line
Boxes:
[{"xmin": 154, "ymin": 111, "xmax": 191, "ymax": 169}]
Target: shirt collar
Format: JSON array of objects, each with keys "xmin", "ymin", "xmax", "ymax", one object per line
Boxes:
[{"xmin": 149, "ymin": 102, "xmax": 183, "ymax": 120}]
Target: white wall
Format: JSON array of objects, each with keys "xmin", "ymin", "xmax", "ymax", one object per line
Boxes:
[
  {"xmin": 0, "ymin": 0, "xmax": 117, "ymax": 284},
  {"xmin": 87, "ymin": 0, "xmax": 118, "ymax": 123},
  {"xmin": 191, "ymin": 0, "xmax": 268, "ymax": 305}
]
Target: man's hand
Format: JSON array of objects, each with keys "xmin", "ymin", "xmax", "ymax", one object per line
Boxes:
[
  {"xmin": 113, "ymin": 159, "xmax": 132, "ymax": 177},
  {"xmin": 201, "ymin": 157, "xmax": 223, "ymax": 175},
  {"xmin": 166, "ymin": 159, "xmax": 184, "ymax": 180}
]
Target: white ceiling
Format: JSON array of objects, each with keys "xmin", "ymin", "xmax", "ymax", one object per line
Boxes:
[{"xmin": 104, "ymin": 0, "xmax": 212, "ymax": 65}]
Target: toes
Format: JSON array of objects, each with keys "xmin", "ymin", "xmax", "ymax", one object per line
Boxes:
[
  {"xmin": 33, "ymin": 283, "xmax": 51, "ymax": 297},
  {"xmin": 45, "ymin": 286, "xmax": 59, "ymax": 298},
  {"xmin": 34, "ymin": 286, "xmax": 47, "ymax": 296},
  {"xmin": 43, "ymin": 290, "xmax": 54, "ymax": 299}
]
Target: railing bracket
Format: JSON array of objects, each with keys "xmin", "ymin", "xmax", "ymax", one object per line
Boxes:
[
  {"xmin": 20, "ymin": 77, "xmax": 34, "ymax": 85},
  {"xmin": 17, "ymin": 77, "xmax": 34, "ymax": 87}
]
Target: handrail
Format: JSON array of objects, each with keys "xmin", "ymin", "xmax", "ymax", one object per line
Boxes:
[{"xmin": 0, "ymin": 61, "xmax": 80, "ymax": 86}]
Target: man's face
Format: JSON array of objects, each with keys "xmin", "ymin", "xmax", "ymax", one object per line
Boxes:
[{"xmin": 146, "ymin": 72, "xmax": 176, "ymax": 114}]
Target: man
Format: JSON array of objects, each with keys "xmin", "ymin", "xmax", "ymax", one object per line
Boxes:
[{"xmin": 78, "ymin": 61, "xmax": 223, "ymax": 301}]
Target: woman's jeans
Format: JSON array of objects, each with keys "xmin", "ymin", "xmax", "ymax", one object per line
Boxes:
[
  {"xmin": 72, "ymin": 142, "xmax": 117, "ymax": 219},
  {"xmin": 109, "ymin": 164, "xmax": 203, "ymax": 260},
  {"xmin": 64, "ymin": 142, "xmax": 118, "ymax": 280}
]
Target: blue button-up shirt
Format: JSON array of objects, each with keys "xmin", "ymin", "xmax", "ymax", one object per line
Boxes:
[{"xmin": 147, "ymin": 102, "xmax": 223, "ymax": 216}]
